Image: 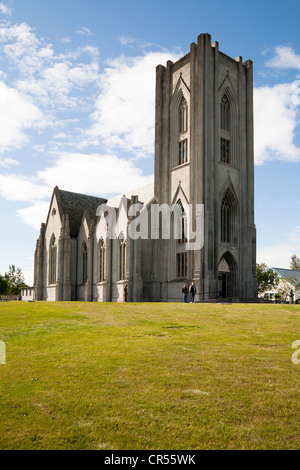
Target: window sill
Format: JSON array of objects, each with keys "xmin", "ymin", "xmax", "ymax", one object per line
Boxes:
[
  {"xmin": 171, "ymin": 161, "xmax": 190, "ymax": 171},
  {"xmin": 179, "ymin": 130, "xmax": 188, "ymax": 138},
  {"xmin": 218, "ymin": 161, "xmax": 239, "ymax": 170},
  {"xmin": 219, "ymin": 242, "xmax": 237, "ymax": 250}
]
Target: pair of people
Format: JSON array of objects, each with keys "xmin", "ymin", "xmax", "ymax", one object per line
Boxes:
[{"xmin": 182, "ymin": 282, "xmax": 196, "ymax": 303}]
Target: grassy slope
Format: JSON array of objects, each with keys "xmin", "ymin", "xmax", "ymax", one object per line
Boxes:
[{"xmin": 0, "ymin": 301, "xmax": 300, "ymax": 450}]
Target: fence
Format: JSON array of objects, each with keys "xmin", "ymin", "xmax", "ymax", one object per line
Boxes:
[{"xmin": 0, "ymin": 295, "xmax": 21, "ymax": 301}]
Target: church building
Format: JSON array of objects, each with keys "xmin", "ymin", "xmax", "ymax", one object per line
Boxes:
[{"xmin": 33, "ymin": 33, "xmax": 257, "ymax": 302}]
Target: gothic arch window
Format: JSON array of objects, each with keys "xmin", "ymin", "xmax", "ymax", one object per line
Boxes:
[
  {"xmin": 99, "ymin": 239, "xmax": 105, "ymax": 283},
  {"xmin": 220, "ymin": 93, "xmax": 231, "ymax": 165},
  {"xmin": 177, "ymin": 200, "xmax": 187, "ymax": 245},
  {"xmin": 175, "ymin": 200, "xmax": 187, "ymax": 278},
  {"xmin": 82, "ymin": 242, "xmax": 88, "ymax": 284},
  {"xmin": 220, "ymin": 189, "xmax": 237, "ymax": 244},
  {"xmin": 220, "ymin": 194, "xmax": 231, "ymax": 243},
  {"xmin": 179, "ymin": 97, "xmax": 188, "ymax": 133},
  {"xmin": 119, "ymin": 238, "xmax": 126, "ymax": 281},
  {"xmin": 178, "ymin": 97, "xmax": 188, "ymax": 166},
  {"xmin": 220, "ymin": 95, "xmax": 230, "ymax": 131},
  {"xmin": 170, "ymin": 86, "xmax": 190, "ymax": 169},
  {"xmin": 49, "ymin": 235, "xmax": 57, "ymax": 285}
]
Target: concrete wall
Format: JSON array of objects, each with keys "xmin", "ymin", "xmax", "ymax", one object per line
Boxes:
[{"xmin": 21, "ymin": 288, "xmax": 34, "ymax": 301}]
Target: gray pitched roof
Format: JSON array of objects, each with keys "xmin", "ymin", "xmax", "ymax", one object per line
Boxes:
[
  {"xmin": 55, "ymin": 187, "xmax": 107, "ymax": 237},
  {"xmin": 271, "ymin": 267, "xmax": 300, "ymax": 286}
]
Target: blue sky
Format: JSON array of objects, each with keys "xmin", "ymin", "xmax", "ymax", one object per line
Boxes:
[{"xmin": 0, "ymin": 0, "xmax": 300, "ymax": 284}]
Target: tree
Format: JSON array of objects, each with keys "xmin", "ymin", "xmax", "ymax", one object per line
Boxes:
[
  {"xmin": 5, "ymin": 265, "xmax": 28, "ymax": 295},
  {"xmin": 276, "ymin": 279, "xmax": 293, "ymax": 303},
  {"xmin": 290, "ymin": 254, "xmax": 300, "ymax": 271},
  {"xmin": 256, "ymin": 263, "xmax": 279, "ymax": 295},
  {"xmin": 0, "ymin": 274, "xmax": 9, "ymax": 295}
]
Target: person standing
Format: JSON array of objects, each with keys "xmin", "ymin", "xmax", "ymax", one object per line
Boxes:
[
  {"xmin": 182, "ymin": 283, "xmax": 189, "ymax": 303},
  {"xmin": 189, "ymin": 282, "xmax": 196, "ymax": 303},
  {"xmin": 124, "ymin": 284, "xmax": 128, "ymax": 302}
]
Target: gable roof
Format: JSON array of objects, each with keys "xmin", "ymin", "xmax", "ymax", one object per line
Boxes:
[
  {"xmin": 271, "ymin": 267, "xmax": 300, "ymax": 286},
  {"xmin": 106, "ymin": 182, "xmax": 154, "ymax": 208},
  {"xmin": 54, "ymin": 187, "xmax": 107, "ymax": 237}
]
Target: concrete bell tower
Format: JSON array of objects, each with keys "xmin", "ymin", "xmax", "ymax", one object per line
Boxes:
[{"xmin": 154, "ymin": 33, "xmax": 257, "ymax": 301}]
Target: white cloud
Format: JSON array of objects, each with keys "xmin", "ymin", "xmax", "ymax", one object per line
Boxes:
[
  {"xmin": 257, "ymin": 225, "xmax": 300, "ymax": 269},
  {"xmin": 254, "ymin": 83, "xmax": 300, "ymax": 165},
  {"xmin": 0, "ymin": 21, "xmax": 100, "ymax": 112},
  {"xmin": 15, "ymin": 60, "xmax": 99, "ymax": 112},
  {"xmin": 57, "ymin": 45, "xmax": 99, "ymax": 62},
  {"xmin": 59, "ymin": 37, "xmax": 71, "ymax": 44},
  {"xmin": 69, "ymin": 62, "xmax": 99, "ymax": 86},
  {"xmin": 289, "ymin": 225, "xmax": 300, "ymax": 244},
  {"xmin": 0, "ymin": 81, "xmax": 45, "ymax": 153},
  {"xmin": 15, "ymin": 60, "xmax": 99, "ymax": 110},
  {"xmin": 16, "ymin": 201, "xmax": 50, "ymax": 231},
  {"xmin": 76, "ymin": 27, "xmax": 92, "ymax": 37},
  {"xmin": 0, "ymin": 174, "xmax": 51, "ymax": 201},
  {"xmin": 79, "ymin": 45, "xmax": 99, "ymax": 58},
  {"xmin": 88, "ymin": 51, "xmax": 181, "ymax": 157},
  {"xmin": 0, "ymin": 157, "xmax": 19, "ymax": 167},
  {"xmin": 0, "ymin": 20, "xmax": 180, "ymax": 161},
  {"xmin": 119, "ymin": 36, "xmax": 137, "ymax": 46},
  {"xmin": 0, "ymin": 3, "xmax": 12, "ymax": 16},
  {"xmin": 257, "ymin": 243, "xmax": 294, "ymax": 269},
  {"xmin": 0, "ymin": 23, "xmax": 177, "ymax": 233},
  {"xmin": 37, "ymin": 152, "xmax": 153, "ymax": 196},
  {"xmin": 266, "ymin": 46, "xmax": 300, "ymax": 70},
  {"xmin": 0, "ymin": 151, "xmax": 154, "ymax": 231},
  {"xmin": 22, "ymin": 268, "xmax": 34, "ymax": 287},
  {"xmin": 0, "ymin": 23, "xmax": 45, "ymax": 74}
]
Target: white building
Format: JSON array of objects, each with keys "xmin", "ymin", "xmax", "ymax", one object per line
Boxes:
[
  {"xmin": 270, "ymin": 268, "xmax": 300, "ymax": 303},
  {"xmin": 32, "ymin": 33, "xmax": 257, "ymax": 302}
]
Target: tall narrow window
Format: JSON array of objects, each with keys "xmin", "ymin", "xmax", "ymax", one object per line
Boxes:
[
  {"xmin": 179, "ymin": 97, "xmax": 188, "ymax": 133},
  {"xmin": 82, "ymin": 242, "xmax": 88, "ymax": 284},
  {"xmin": 99, "ymin": 239, "xmax": 105, "ymax": 282},
  {"xmin": 220, "ymin": 94, "xmax": 231, "ymax": 165},
  {"xmin": 177, "ymin": 253, "xmax": 187, "ymax": 278},
  {"xmin": 178, "ymin": 202, "xmax": 186, "ymax": 245},
  {"xmin": 220, "ymin": 95, "xmax": 230, "ymax": 131},
  {"xmin": 220, "ymin": 194, "xmax": 231, "ymax": 243},
  {"xmin": 220, "ymin": 138, "xmax": 230, "ymax": 164},
  {"xmin": 49, "ymin": 236, "xmax": 57, "ymax": 285},
  {"xmin": 178, "ymin": 139, "xmax": 187, "ymax": 165},
  {"xmin": 175, "ymin": 201, "xmax": 187, "ymax": 278},
  {"xmin": 176, "ymin": 95, "xmax": 188, "ymax": 167},
  {"xmin": 119, "ymin": 239, "xmax": 126, "ymax": 281}
]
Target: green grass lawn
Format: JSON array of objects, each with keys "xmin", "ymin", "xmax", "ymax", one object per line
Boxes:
[{"xmin": 0, "ymin": 301, "xmax": 300, "ymax": 450}]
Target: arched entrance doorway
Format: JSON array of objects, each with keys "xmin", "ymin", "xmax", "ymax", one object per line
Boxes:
[{"xmin": 217, "ymin": 251, "xmax": 237, "ymax": 298}]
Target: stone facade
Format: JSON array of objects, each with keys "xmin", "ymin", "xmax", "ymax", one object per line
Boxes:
[{"xmin": 33, "ymin": 33, "xmax": 257, "ymax": 302}]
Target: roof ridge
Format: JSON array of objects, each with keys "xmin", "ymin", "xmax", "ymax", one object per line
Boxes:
[
  {"xmin": 55, "ymin": 187, "xmax": 107, "ymax": 237},
  {"xmin": 58, "ymin": 188, "xmax": 106, "ymax": 200}
]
